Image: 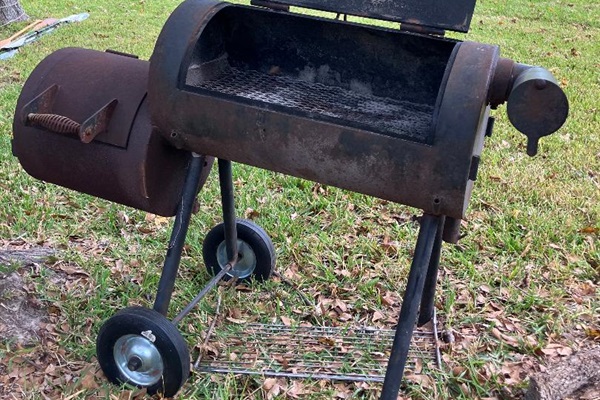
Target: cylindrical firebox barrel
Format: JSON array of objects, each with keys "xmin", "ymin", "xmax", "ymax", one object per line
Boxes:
[{"xmin": 12, "ymin": 47, "xmax": 212, "ymax": 216}]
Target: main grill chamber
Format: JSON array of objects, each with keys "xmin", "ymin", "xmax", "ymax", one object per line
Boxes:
[
  {"xmin": 149, "ymin": 1, "xmax": 495, "ymax": 220},
  {"xmin": 182, "ymin": 6, "xmax": 454, "ymax": 143}
]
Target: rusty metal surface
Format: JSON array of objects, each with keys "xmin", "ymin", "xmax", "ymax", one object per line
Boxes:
[
  {"xmin": 488, "ymin": 57, "xmax": 520, "ymax": 110},
  {"xmin": 79, "ymin": 99, "xmax": 118, "ymax": 143},
  {"xmin": 262, "ymin": 0, "xmax": 477, "ymax": 33},
  {"xmin": 434, "ymin": 42, "xmax": 499, "ymax": 216},
  {"xmin": 13, "ymin": 47, "xmax": 212, "ymax": 217},
  {"xmin": 186, "ymin": 4, "xmax": 454, "ymax": 108},
  {"xmin": 488, "ymin": 59, "xmax": 569, "ymax": 156},
  {"xmin": 194, "ymin": 66, "xmax": 434, "ymax": 142},
  {"xmin": 17, "ymin": 48, "xmax": 145, "ymax": 149},
  {"xmin": 506, "ymin": 67, "xmax": 569, "ymax": 156},
  {"xmin": 149, "ymin": 0, "xmax": 497, "ymax": 219},
  {"xmin": 27, "ymin": 113, "xmax": 80, "ymax": 135},
  {"xmin": 25, "ymin": 98, "xmax": 118, "ymax": 144},
  {"xmin": 20, "ymin": 84, "xmax": 58, "ymax": 117},
  {"xmin": 250, "ymin": 0, "xmax": 289, "ymax": 12}
]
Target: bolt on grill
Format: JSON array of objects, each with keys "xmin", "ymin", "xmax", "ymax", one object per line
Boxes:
[{"xmin": 11, "ymin": 0, "xmax": 568, "ymax": 398}]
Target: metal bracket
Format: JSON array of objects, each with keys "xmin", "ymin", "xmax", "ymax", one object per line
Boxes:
[
  {"xmin": 79, "ymin": 99, "xmax": 118, "ymax": 143},
  {"xmin": 21, "ymin": 84, "xmax": 58, "ymax": 124},
  {"xmin": 250, "ymin": 0, "xmax": 290, "ymax": 12}
]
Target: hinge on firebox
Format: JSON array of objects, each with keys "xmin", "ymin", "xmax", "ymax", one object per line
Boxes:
[
  {"xmin": 250, "ymin": 0, "xmax": 290, "ymax": 12},
  {"xmin": 400, "ymin": 22, "xmax": 445, "ymax": 37}
]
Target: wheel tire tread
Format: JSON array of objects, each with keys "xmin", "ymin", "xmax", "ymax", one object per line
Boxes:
[
  {"xmin": 203, "ymin": 219, "xmax": 276, "ymax": 281},
  {"xmin": 97, "ymin": 307, "xmax": 190, "ymax": 397}
]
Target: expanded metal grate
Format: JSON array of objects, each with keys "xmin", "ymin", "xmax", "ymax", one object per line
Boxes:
[
  {"xmin": 188, "ymin": 65, "xmax": 434, "ymax": 143},
  {"xmin": 196, "ymin": 318, "xmax": 440, "ymax": 382}
]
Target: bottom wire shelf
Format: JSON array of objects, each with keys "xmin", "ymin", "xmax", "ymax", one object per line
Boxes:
[{"xmin": 195, "ymin": 314, "xmax": 441, "ymax": 383}]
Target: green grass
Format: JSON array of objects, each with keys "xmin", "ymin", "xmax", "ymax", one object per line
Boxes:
[{"xmin": 0, "ymin": 0, "xmax": 598, "ymax": 399}]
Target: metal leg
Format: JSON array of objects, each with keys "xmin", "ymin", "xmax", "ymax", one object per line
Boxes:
[
  {"xmin": 380, "ymin": 214, "xmax": 441, "ymax": 400},
  {"xmin": 418, "ymin": 215, "xmax": 445, "ymax": 326},
  {"xmin": 172, "ymin": 262, "xmax": 233, "ymax": 325},
  {"xmin": 171, "ymin": 159, "xmax": 240, "ymax": 324},
  {"xmin": 153, "ymin": 153, "xmax": 205, "ymax": 316},
  {"xmin": 218, "ymin": 159, "xmax": 238, "ymax": 265},
  {"xmin": 162, "ymin": 160, "xmax": 238, "ymax": 324}
]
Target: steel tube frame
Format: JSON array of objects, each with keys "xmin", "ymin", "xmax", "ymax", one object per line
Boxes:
[
  {"xmin": 154, "ymin": 153, "xmax": 444, "ymax": 395},
  {"xmin": 380, "ymin": 214, "xmax": 442, "ymax": 400},
  {"xmin": 418, "ymin": 215, "xmax": 445, "ymax": 326},
  {"xmin": 155, "ymin": 158, "xmax": 241, "ymax": 321},
  {"xmin": 218, "ymin": 159, "xmax": 239, "ymax": 266},
  {"xmin": 172, "ymin": 262, "xmax": 233, "ymax": 324},
  {"xmin": 153, "ymin": 153, "xmax": 205, "ymax": 315}
]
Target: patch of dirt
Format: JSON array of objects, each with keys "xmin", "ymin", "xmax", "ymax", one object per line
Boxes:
[
  {"xmin": 0, "ymin": 246, "xmax": 55, "ymax": 346},
  {"xmin": 0, "ymin": 241, "xmax": 127, "ymax": 399},
  {"xmin": 0, "ymin": 243, "xmax": 95, "ymax": 399},
  {"xmin": 0, "ymin": 271, "xmax": 47, "ymax": 345}
]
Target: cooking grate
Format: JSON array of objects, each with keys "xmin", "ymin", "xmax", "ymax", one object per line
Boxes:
[
  {"xmin": 188, "ymin": 66, "xmax": 434, "ymax": 143},
  {"xmin": 196, "ymin": 318, "xmax": 440, "ymax": 382}
]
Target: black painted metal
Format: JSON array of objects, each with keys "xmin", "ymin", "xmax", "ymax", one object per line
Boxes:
[
  {"xmin": 218, "ymin": 159, "xmax": 239, "ymax": 264},
  {"xmin": 153, "ymin": 154, "xmax": 206, "ymax": 316},
  {"xmin": 418, "ymin": 216, "xmax": 445, "ymax": 326},
  {"xmin": 506, "ymin": 67, "xmax": 569, "ymax": 156},
  {"xmin": 172, "ymin": 262, "xmax": 233, "ymax": 325},
  {"xmin": 262, "ymin": 0, "xmax": 477, "ymax": 33},
  {"xmin": 380, "ymin": 214, "xmax": 441, "ymax": 400},
  {"xmin": 149, "ymin": 1, "xmax": 568, "ymax": 220}
]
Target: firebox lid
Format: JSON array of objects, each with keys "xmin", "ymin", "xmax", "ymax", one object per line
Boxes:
[{"xmin": 260, "ymin": 0, "xmax": 477, "ymax": 33}]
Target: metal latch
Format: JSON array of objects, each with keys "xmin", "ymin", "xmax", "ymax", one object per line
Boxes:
[
  {"xmin": 468, "ymin": 155, "xmax": 481, "ymax": 181},
  {"xmin": 250, "ymin": 0, "xmax": 289, "ymax": 12}
]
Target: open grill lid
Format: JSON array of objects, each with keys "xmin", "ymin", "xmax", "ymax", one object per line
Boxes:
[{"xmin": 255, "ymin": 0, "xmax": 478, "ymax": 33}]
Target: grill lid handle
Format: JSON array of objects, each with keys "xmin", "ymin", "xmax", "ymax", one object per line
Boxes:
[
  {"xmin": 22, "ymin": 84, "xmax": 119, "ymax": 144},
  {"xmin": 491, "ymin": 61, "xmax": 569, "ymax": 156}
]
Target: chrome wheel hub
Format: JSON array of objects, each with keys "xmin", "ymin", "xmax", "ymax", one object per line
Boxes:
[
  {"xmin": 114, "ymin": 334, "xmax": 164, "ymax": 386},
  {"xmin": 216, "ymin": 239, "xmax": 257, "ymax": 278}
]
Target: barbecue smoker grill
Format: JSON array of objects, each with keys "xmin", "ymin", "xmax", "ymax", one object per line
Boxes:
[{"xmin": 12, "ymin": 0, "xmax": 568, "ymax": 397}]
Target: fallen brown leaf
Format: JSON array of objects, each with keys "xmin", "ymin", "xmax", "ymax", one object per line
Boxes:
[
  {"xmin": 263, "ymin": 378, "xmax": 278, "ymax": 391},
  {"xmin": 579, "ymin": 226, "xmax": 599, "ymax": 234},
  {"xmin": 585, "ymin": 327, "xmax": 600, "ymax": 340}
]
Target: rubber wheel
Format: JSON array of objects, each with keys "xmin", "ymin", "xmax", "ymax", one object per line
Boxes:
[
  {"xmin": 96, "ymin": 306, "xmax": 190, "ymax": 397},
  {"xmin": 203, "ymin": 219, "xmax": 276, "ymax": 281}
]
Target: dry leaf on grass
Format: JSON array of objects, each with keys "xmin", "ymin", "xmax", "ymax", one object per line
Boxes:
[
  {"xmin": 585, "ymin": 327, "xmax": 600, "ymax": 340},
  {"xmin": 263, "ymin": 378, "xmax": 284, "ymax": 399},
  {"xmin": 541, "ymin": 343, "xmax": 574, "ymax": 357},
  {"xmin": 405, "ymin": 372, "xmax": 434, "ymax": 388},
  {"xmin": 491, "ymin": 327, "xmax": 520, "ymax": 347},
  {"xmin": 287, "ymin": 381, "xmax": 305, "ymax": 398},
  {"xmin": 76, "ymin": 366, "xmax": 99, "ymax": 390},
  {"xmin": 225, "ymin": 317, "xmax": 247, "ymax": 324}
]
